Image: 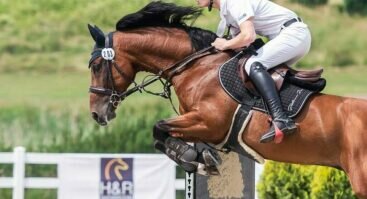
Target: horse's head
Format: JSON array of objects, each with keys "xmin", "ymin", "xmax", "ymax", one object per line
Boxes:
[
  {"xmin": 87, "ymin": 2, "xmax": 217, "ymax": 126},
  {"xmin": 87, "ymin": 24, "xmax": 136, "ymax": 126}
]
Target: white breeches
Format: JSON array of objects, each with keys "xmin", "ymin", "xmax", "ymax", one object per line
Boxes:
[{"xmin": 244, "ymin": 22, "xmax": 312, "ymax": 75}]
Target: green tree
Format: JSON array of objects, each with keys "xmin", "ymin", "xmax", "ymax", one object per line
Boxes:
[
  {"xmin": 344, "ymin": 0, "xmax": 367, "ymax": 16},
  {"xmin": 290, "ymin": 0, "xmax": 328, "ymax": 7}
]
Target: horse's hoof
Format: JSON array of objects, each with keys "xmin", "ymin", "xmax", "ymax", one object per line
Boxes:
[
  {"xmin": 202, "ymin": 149, "xmax": 222, "ymax": 166},
  {"xmin": 196, "ymin": 163, "xmax": 220, "ymax": 176}
]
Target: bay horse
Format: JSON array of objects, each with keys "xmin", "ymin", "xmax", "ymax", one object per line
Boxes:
[{"xmin": 87, "ymin": 2, "xmax": 367, "ymax": 198}]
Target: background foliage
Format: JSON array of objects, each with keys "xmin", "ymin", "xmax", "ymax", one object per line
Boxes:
[
  {"xmin": 310, "ymin": 166, "xmax": 356, "ymax": 198},
  {"xmin": 0, "ymin": 0, "xmax": 366, "ymax": 198},
  {"xmin": 0, "ymin": 0, "xmax": 367, "ymax": 72},
  {"xmin": 343, "ymin": 0, "xmax": 367, "ymax": 15},
  {"xmin": 291, "ymin": 0, "xmax": 328, "ymax": 7},
  {"xmin": 257, "ymin": 162, "xmax": 357, "ymax": 199}
]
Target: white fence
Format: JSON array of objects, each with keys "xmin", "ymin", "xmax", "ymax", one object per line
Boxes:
[{"xmin": 0, "ymin": 147, "xmax": 185, "ymax": 199}]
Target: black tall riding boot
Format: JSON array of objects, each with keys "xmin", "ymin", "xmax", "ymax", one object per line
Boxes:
[{"xmin": 248, "ymin": 62, "xmax": 297, "ymax": 143}]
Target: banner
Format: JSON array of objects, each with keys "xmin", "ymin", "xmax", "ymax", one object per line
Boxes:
[{"xmin": 58, "ymin": 154, "xmax": 176, "ymax": 199}]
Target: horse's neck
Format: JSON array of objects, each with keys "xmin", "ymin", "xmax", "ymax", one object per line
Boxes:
[{"xmin": 116, "ymin": 29, "xmax": 194, "ymax": 74}]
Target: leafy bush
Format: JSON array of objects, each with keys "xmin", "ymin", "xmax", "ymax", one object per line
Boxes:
[
  {"xmin": 344, "ymin": 0, "xmax": 367, "ymax": 16},
  {"xmin": 290, "ymin": 0, "xmax": 328, "ymax": 7},
  {"xmin": 310, "ymin": 167, "xmax": 356, "ymax": 199},
  {"xmin": 257, "ymin": 162, "xmax": 314, "ymax": 199},
  {"xmin": 257, "ymin": 161, "xmax": 356, "ymax": 199}
]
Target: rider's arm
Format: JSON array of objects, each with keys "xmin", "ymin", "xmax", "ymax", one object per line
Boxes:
[
  {"xmin": 212, "ymin": 0, "xmax": 256, "ymax": 51},
  {"xmin": 212, "ymin": 20, "xmax": 256, "ymax": 50}
]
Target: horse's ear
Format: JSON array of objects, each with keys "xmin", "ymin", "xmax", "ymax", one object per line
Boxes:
[{"xmin": 87, "ymin": 24, "xmax": 105, "ymax": 47}]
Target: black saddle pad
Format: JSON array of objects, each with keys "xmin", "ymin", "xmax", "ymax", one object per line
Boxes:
[{"xmin": 219, "ymin": 55, "xmax": 321, "ymax": 118}]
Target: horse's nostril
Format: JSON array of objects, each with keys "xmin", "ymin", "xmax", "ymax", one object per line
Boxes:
[{"xmin": 92, "ymin": 112, "xmax": 99, "ymax": 121}]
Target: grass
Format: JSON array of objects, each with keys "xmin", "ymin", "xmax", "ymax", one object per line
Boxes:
[
  {"xmin": 0, "ymin": 66, "xmax": 365, "ymax": 108},
  {"xmin": 322, "ymin": 66, "xmax": 367, "ymax": 95},
  {"xmin": 1, "ymin": 0, "xmax": 367, "ymax": 72},
  {"xmin": 0, "ymin": 71, "xmax": 174, "ymax": 107},
  {"xmin": 0, "ymin": 72, "xmax": 89, "ymax": 107},
  {"xmin": 0, "ymin": 0, "xmax": 218, "ymax": 73}
]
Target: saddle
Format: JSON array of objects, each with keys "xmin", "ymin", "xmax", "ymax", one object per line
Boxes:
[
  {"xmin": 219, "ymin": 39, "xmax": 326, "ymax": 115},
  {"xmin": 237, "ymin": 39, "xmax": 324, "ymax": 95},
  {"xmin": 217, "ymin": 39, "xmax": 327, "ymax": 161}
]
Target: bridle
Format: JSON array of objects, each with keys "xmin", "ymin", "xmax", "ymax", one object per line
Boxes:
[
  {"xmin": 88, "ymin": 31, "xmax": 216, "ymax": 112},
  {"xmin": 89, "ymin": 32, "xmax": 142, "ymax": 108}
]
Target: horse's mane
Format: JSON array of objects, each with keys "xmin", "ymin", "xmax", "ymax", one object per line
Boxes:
[{"xmin": 115, "ymin": 1, "xmax": 217, "ymax": 51}]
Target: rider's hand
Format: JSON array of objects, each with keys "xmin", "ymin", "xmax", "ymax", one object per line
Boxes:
[{"xmin": 211, "ymin": 38, "xmax": 229, "ymax": 51}]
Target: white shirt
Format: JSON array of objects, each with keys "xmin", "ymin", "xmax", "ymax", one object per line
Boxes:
[{"xmin": 217, "ymin": 0, "xmax": 298, "ymax": 39}]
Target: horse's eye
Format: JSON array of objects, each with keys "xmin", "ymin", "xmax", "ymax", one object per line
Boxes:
[{"xmin": 92, "ymin": 63, "xmax": 102, "ymax": 73}]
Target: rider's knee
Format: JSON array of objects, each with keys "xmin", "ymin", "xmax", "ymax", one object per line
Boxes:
[
  {"xmin": 244, "ymin": 58, "xmax": 267, "ymax": 74},
  {"xmin": 244, "ymin": 60, "xmax": 266, "ymax": 75}
]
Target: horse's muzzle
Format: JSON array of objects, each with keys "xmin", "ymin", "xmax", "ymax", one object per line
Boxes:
[
  {"xmin": 91, "ymin": 110, "xmax": 116, "ymax": 126},
  {"xmin": 91, "ymin": 112, "xmax": 107, "ymax": 126}
]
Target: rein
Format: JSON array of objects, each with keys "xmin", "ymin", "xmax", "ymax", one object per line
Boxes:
[{"xmin": 89, "ymin": 31, "xmax": 216, "ymax": 114}]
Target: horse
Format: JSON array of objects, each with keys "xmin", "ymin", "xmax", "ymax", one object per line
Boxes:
[{"xmin": 87, "ymin": 2, "xmax": 367, "ymax": 198}]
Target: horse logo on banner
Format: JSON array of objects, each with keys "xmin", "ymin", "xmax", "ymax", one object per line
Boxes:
[{"xmin": 100, "ymin": 158, "xmax": 134, "ymax": 199}]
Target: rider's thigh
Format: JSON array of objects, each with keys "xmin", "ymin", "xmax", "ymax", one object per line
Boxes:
[{"xmin": 244, "ymin": 24, "xmax": 311, "ymax": 75}]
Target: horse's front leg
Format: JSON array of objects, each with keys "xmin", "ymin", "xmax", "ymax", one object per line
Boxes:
[{"xmin": 153, "ymin": 111, "xmax": 221, "ymax": 174}]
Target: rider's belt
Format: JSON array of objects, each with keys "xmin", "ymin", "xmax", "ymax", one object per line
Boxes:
[{"xmin": 281, "ymin": 17, "xmax": 303, "ymax": 30}]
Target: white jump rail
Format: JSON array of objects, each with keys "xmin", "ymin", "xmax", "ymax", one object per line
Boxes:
[{"xmin": 0, "ymin": 146, "xmax": 185, "ymax": 199}]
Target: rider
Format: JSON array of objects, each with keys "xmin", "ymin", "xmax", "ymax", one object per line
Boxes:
[{"xmin": 196, "ymin": 0, "xmax": 311, "ymax": 143}]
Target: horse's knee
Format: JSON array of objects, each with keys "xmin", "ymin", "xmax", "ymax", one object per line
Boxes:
[
  {"xmin": 153, "ymin": 120, "xmax": 169, "ymax": 141},
  {"xmin": 154, "ymin": 120, "xmax": 171, "ymax": 131}
]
